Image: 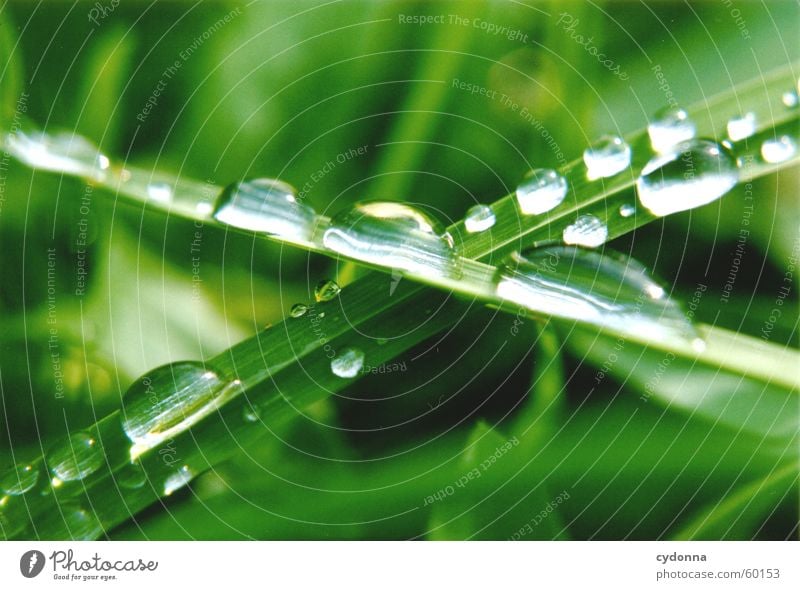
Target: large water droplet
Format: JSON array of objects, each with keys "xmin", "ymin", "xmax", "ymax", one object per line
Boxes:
[
  {"xmin": 121, "ymin": 362, "xmax": 240, "ymax": 460},
  {"xmin": 0, "ymin": 464, "xmax": 39, "ymax": 495},
  {"xmin": 563, "ymin": 215, "xmax": 608, "ymax": 248},
  {"xmin": 163, "ymin": 465, "xmax": 195, "ymax": 496},
  {"xmin": 760, "ymin": 135, "xmax": 797, "ymax": 163},
  {"xmin": 636, "ymin": 139, "xmax": 738, "ymax": 217},
  {"xmin": 495, "ymin": 246, "xmax": 694, "ymax": 341},
  {"xmin": 315, "ymin": 279, "xmax": 341, "ymax": 303},
  {"xmin": 47, "ymin": 432, "xmax": 103, "ymax": 485},
  {"xmin": 648, "ymin": 106, "xmax": 696, "ymax": 153},
  {"xmin": 322, "ymin": 202, "xmax": 459, "ymax": 279},
  {"xmin": 515, "ymin": 168, "xmax": 568, "ymax": 215},
  {"xmin": 583, "ymin": 135, "xmax": 631, "ymax": 180},
  {"xmin": 4, "ymin": 128, "xmax": 110, "ymax": 181},
  {"xmin": 726, "ymin": 112, "xmax": 757, "ymax": 142},
  {"xmin": 331, "ymin": 348, "xmax": 365, "ymax": 378},
  {"xmin": 212, "ymin": 178, "xmax": 316, "ymax": 243},
  {"xmin": 464, "ymin": 204, "xmax": 496, "ymax": 233},
  {"xmin": 289, "ymin": 303, "xmax": 309, "ymax": 318}
]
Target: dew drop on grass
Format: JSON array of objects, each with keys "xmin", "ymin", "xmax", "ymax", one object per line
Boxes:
[
  {"xmin": 146, "ymin": 181, "xmax": 173, "ymax": 204},
  {"xmin": 563, "ymin": 215, "xmax": 608, "ymax": 248},
  {"xmin": 213, "ymin": 178, "xmax": 316, "ymax": 242},
  {"xmin": 494, "ymin": 246, "xmax": 695, "ymax": 341},
  {"xmin": 5, "ymin": 129, "xmax": 110, "ymax": 181},
  {"xmin": 47, "ymin": 432, "xmax": 103, "ymax": 485},
  {"xmin": 289, "ymin": 303, "xmax": 309, "ymax": 318},
  {"xmin": 61, "ymin": 505, "xmax": 103, "ymax": 540},
  {"xmin": 121, "ymin": 362, "xmax": 239, "ymax": 459},
  {"xmin": 515, "ymin": 168, "xmax": 568, "ymax": 215},
  {"xmin": 583, "ymin": 135, "xmax": 631, "ymax": 179},
  {"xmin": 117, "ymin": 462, "xmax": 147, "ymax": 490},
  {"xmin": 648, "ymin": 106, "xmax": 696, "ymax": 153},
  {"xmin": 726, "ymin": 112, "xmax": 757, "ymax": 141},
  {"xmin": 636, "ymin": 139, "xmax": 738, "ymax": 217},
  {"xmin": 760, "ymin": 135, "xmax": 797, "ymax": 163},
  {"xmin": 0, "ymin": 463, "xmax": 39, "ymax": 495},
  {"xmin": 242, "ymin": 403, "xmax": 261, "ymax": 423},
  {"xmin": 782, "ymin": 90, "xmax": 799, "ymax": 108},
  {"xmin": 331, "ymin": 348, "xmax": 365, "ymax": 378},
  {"xmin": 322, "ymin": 202, "xmax": 459, "ymax": 279},
  {"xmin": 163, "ymin": 465, "xmax": 195, "ymax": 496},
  {"xmin": 464, "ymin": 204, "xmax": 496, "ymax": 233},
  {"xmin": 619, "ymin": 203, "xmax": 636, "ymax": 218},
  {"xmin": 314, "ymin": 279, "xmax": 341, "ymax": 303}
]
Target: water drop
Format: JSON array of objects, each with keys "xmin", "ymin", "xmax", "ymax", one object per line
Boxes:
[
  {"xmin": 636, "ymin": 139, "xmax": 738, "ymax": 217},
  {"xmin": 760, "ymin": 135, "xmax": 797, "ymax": 163},
  {"xmin": 331, "ymin": 348, "xmax": 365, "ymax": 378},
  {"xmin": 47, "ymin": 432, "xmax": 103, "ymax": 485},
  {"xmin": 212, "ymin": 178, "xmax": 316, "ymax": 243},
  {"xmin": 782, "ymin": 90, "xmax": 799, "ymax": 108},
  {"xmin": 563, "ymin": 215, "xmax": 608, "ymax": 248},
  {"xmin": 464, "ymin": 204, "xmax": 496, "ymax": 233},
  {"xmin": 121, "ymin": 362, "xmax": 240, "ymax": 460},
  {"xmin": 322, "ymin": 202, "xmax": 459, "ymax": 279},
  {"xmin": 0, "ymin": 464, "xmax": 39, "ymax": 495},
  {"xmin": 583, "ymin": 135, "xmax": 631, "ymax": 180},
  {"xmin": 242, "ymin": 403, "xmax": 261, "ymax": 423},
  {"xmin": 147, "ymin": 182, "xmax": 173, "ymax": 204},
  {"xmin": 726, "ymin": 112, "xmax": 757, "ymax": 142},
  {"xmin": 163, "ymin": 465, "xmax": 194, "ymax": 496},
  {"xmin": 619, "ymin": 203, "xmax": 636, "ymax": 218},
  {"xmin": 315, "ymin": 279, "xmax": 341, "ymax": 303},
  {"xmin": 648, "ymin": 106, "xmax": 696, "ymax": 153},
  {"xmin": 289, "ymin": 303, "xmax": 309, "ymax": 318},
  {"xmin": 61, "ymin": 505, "xmax": 103, "ymax": 540},
  {"xmin": 4, "ymin": 128, "xmax": 110, "ymax": 181},
  {"xmin": 495, "ymin": 246, "xmax": 694, "ymax": 341},
  {"xmin": 117, "ymin": 462, "xmax": 147, "ymax": 490},
  {"xmin": 515, "ymin": 168, "xmax": 568, "ymax": 215}
]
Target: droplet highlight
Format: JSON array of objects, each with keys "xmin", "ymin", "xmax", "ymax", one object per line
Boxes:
[
  {"xmin": 583, "ymin": 135, "xmax": 631, "ymax": 180},
  {"xmin": 515, "ymin": 168, "xmax": 568, "ymax": 215},
  {"xmin": 331, "ymin": 348, "xmax": 365, "ymax": 378},
  {"xmin": 619, "ymin": 203, "xmax": 636, "ymax": 218},
  {"xmin": 726, "ymin": 112, "xmax": 757, "ymax": 142},
  {"xmin": 163, "ymin": 465, "xmax": 195, "ymax": 496},
  {"xmin": 47, "ymin": 432, "xmax": 103, "ymax": 485},
  {"xmin": 760, "ymin": 135, "xmax": 797, "ymax": 163},
  {"xmin": 648, "ymin": 106, "xmax": 696, "ymax": 153},
  {"xmin": 464, "ymin": 204, "xmax": 496, "ymax": 233},
  {"xmin": 636, "ymin": 139, "xmax": 738, "ymax": 217},
  {"xmin": 563, "ymin": 215, "xmax": 608, "ymax": 248},
  {"xmin": 314, "ymin": 279, "xmax": 341, "ymax": 303},
  {"xmin": 782, "ymin": 90, "xmax": 799, "ymax": 108},
  {"xmin": 0, "ymin": 464, "xmax": 39, "ymax": 495}
]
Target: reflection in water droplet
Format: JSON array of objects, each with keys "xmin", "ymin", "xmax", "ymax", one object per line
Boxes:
[
  {"xmin": 242, "ymin": 403, "xmax": 261, "ymax": 423},
  {"xmin": 563, "ymin": 215, "xmax": 608, "ymax": 248},
  {"xmin": 515, "ymin": 168, "xmax": 568, "ymax": 215},
  {"xmin": 4, "ymin": 128, "xmax": 110, "ymax": 181},
  {"xmin": 147, "ymin": 182, "xmax": 173, "ymax": 204},
  {"xmin": 636, "ymin": 139, "xmax": 738, "ymax": 217},
  {"xmin": 322, "ymin": 202, "xmax": 459, "ymax": 279},
  {"xmin": 117, "ymin": 462, "xmax": 147, "ymax": 490},
  {"xmin": 619, "ymin": 203, "xmax": 636, "ymax": 218},
  {"xmin": 583, "ymin": 135, "xmax": 631, "ymax": 180},
  {"xmin": 495, "ymin": 246, "xmax": 695, "ymax": 341},
  {"xmin": 782, "ymin": 91, "xmax": 799, "ymax": 108},
  {"xmin": 62, "ymin": 505, "xmax": 104, "ymax": 540},
  {"xmin": 289, "ymin": 303, "xmax": 309, "ymax": 318},
  {"xmin": 121, "ymin": 362, "xmax": 240, "ymax": 460},
  {"xmin": 212, "ymin": 178, "xmax": 316, "ymax": 242},
  {"xmin": 163, "ymin": 465, "xmax": 194, "ymax": 496},
  {"xmin": 648, "ymin": 106, "xmax": 696, "ymax": 153},
  {"xmin": 464, "ymin": 204, "xmax": 496, "ymax": 233},
  {"xmin": 331, "ymin": 348, "xmax": 365, "ymax": 378},
  {"xmin": 0, "ymin": 464, "xmax": 39, "ymax": 495},
  {"xmin": 726, "ymin": 112, "xmax": 757, "ymax": 142},
  {"xmin": 760, "ymin": 135, "xmax": 797, "ymax": 163},
  {"xmin": 315, "ymin": 280, "xmax": 341, "ymax": 303},
  {"xmin": 47, "ymin": 432, "xmax": 103, "ymax": 484}
]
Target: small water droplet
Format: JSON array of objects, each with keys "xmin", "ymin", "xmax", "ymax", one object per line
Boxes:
[
  {"xmin": 117, "ymin": 462, "xmax": 147, "ymax": 490},
  {"xmin": 289, "ymin": 303, "xmax": 309, "ymax": 318},
  {"xmin": 760, "ymin": 135, "xmax": 797, "ymax": 163},
  {"xmin": 322, "ymin": 202, "xmax": 459, "ymax": 279},
  {"xmin": 121, "ymin": 362, "xmax": 239, "ymax": 460},
  {"xmin": 147, "ymin": 182, "xmax": 173, "ymax": 204},
  {"xmin": 163, "ymin": 465, "xmax": 194, "ymax": 496},
  {"xmin": 619, "ymin": 203, "xmax": 636, "ymax": 218},
  {"xmin": 648, "ymin": 106, "xmax": 696, "ymax": 153},
  {"xmin": 61, "ymin": 505, "xmax": 103, "ymax": 540},
  {"xmin": 331, "ymin": 348, "xmax": 365, "ymax": 378},
  {"xmin": 782, "ymin": 90, "xmax": 799, "ymax": 108},
  {"xmin": 563, "ymin": 215, "xmax": 608, "ymax": 248},
  {"xmin": 0, "ymin": 464, "xmax": 39, "ymax": 495},
  {"xmin": 583, "ymin": 135, "xmax": 631, "ymax": 180},
  {"xmin": 314, "ymin": 279, "xmax": 341, "ymax": 303},
  {"xmin": 494, "ymin": 247, "xmax": 695, "ymax": 340},
  {"xmin": 464, "ymin": 204, "xmax": 496, "ymax": 233},
  {"xmin": 636, "ymin": 139, "xmax": 738, "ymax": 217},
  {"xmin": 515, "ymin": 168, "xmax": 568, "ymax": 215},
  {"xmin": 242, "ymin": 403, "xmax": 261, "ymax": 423},
  {"xmin": 212, "ymin": 178, "xmax": 316, "ymax": 242},
  {"xmin": 726, "ymin": 112, "xmax": 757, "ymax": 142},
  {"xmin": 47, "ymin": 432, "xmax": 103, "ymax": 484}
]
